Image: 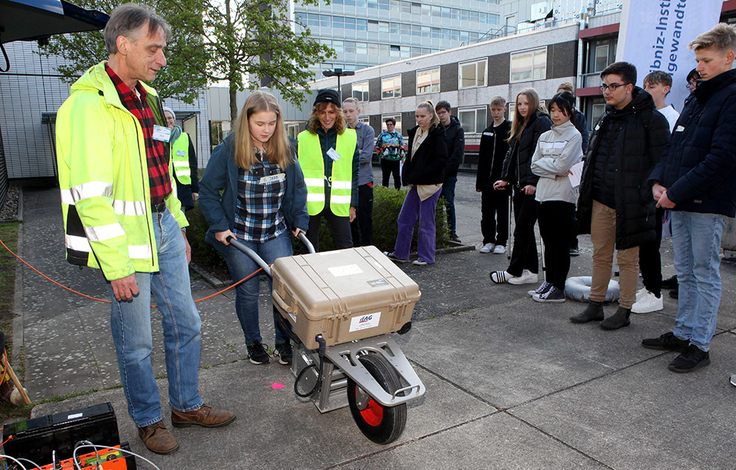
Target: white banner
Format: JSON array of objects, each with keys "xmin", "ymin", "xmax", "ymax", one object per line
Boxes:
[{"xmin": 616, "ymin": 0, "xmax": 723, "ymax": 111}]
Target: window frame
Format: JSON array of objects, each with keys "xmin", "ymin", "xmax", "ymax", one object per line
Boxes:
[
  {"xmin": 381, "ymin": 75, "xmax": 402, "ymax": 99},
  {"xmin": 510, "ymin": 47, "xmax": 547, "ymax": 83},
  {"xmin": 416, "ymin": 67, "xmax": 441, "ymax": 94},
  {"xmin": 459, "ymin": 59, "xmax": 488, "ymax": 89},
  {"xmin": 458, "ymin": 107, "xmax": 487, "ymax": 134},
  {"xmin": 352, "ymin": 81, "xmax": 369, "ymax": 101}
]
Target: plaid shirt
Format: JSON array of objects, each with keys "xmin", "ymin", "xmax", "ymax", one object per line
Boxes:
[
  {"xmin": 105, "ymin": 64, "xmax": 171, "ymax": 206},
  {"xmin": 234, "ymin": 153, "xmax": 287, "ymax": 243}
]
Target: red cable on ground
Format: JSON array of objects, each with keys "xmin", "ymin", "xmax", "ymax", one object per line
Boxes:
[{"xmin": 0, "ymin": 237, "xmax": 261, "ymax": 306}]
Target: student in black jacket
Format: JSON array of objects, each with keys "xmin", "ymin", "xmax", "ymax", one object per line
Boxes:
[
  {"xmin": 644, "ymin": 24, "xmax": 736, "ymax": 374},
  {"xmin": 386, "ymin": 101, "xmax": 448, "ymax": 266},
  {"xmin": 436, "ymin": 101, "xmax": 465, "ymax": 243},
  {"xmin": 490, "ymin": 88, "xmax": 552, "ymax": 285},
  {"xmin": 476, "ymin": 96, "xmax": 511, "ymax": 254},
  {"xmin": 571, "ymin": 62, "xmax": 670, "ymax": 331}
]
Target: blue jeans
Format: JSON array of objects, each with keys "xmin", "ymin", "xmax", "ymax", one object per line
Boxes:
[
  {"xmin": 393, "ymin": 185, "xmax": 441, "ymax": 264},
  {"xmin": 223, "ymin": 232, "xmax": 292, "ymax": 346},
  {"xmin": 441, "ymin": 176, "xmax": 457, "ymax": 233},
  {"xmin": 108, "ymin": 208, "xmax": 203, "ymax": 427},
  {"xmin": 671, "ymin": 211, "xmax": 726, "ymax": 352}
]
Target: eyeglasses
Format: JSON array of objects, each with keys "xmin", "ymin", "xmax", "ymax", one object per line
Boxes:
[
  {"xmin": 600, "ymin": 83, "xmax": 629, "ymax": 92},
  {"xmin": 686, "ymin": 81, "xmax": 697, "ymax": 89}
]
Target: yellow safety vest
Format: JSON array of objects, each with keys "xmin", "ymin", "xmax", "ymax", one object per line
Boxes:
[
  {"xmin": 171, "ymin": 131, "xmax": 192, "ymax": 185},
  {"xmin": 297, "ymin": 129, "xmax": 356, "ymax": 217}
]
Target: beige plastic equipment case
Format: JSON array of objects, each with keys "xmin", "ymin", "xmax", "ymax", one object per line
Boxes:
[{"xmin": 271, "ymin": 246, "xmax": 421, "ymax": 350}]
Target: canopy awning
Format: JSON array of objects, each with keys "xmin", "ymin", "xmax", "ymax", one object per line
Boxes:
[{"xmin": 0, "ymin": 0, "xmax": 108, "ymax": 44}]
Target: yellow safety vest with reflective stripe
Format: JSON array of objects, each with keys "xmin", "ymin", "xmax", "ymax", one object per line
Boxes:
[
  {"xmin": 297, "ymin": 129, "xmax": 356, "ymax": 217},
  {"xmin": 55, "ymin": 61, "xmax": 188, "ymax": 281},
  {"xmin": 171, "ymin": 131, "xmax": 192, "ymax": 185}
]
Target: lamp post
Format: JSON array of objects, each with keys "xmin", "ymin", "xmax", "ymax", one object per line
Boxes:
[{"xmin": 322, "ymin": 68, "xmax": 355, "ymax": 101}]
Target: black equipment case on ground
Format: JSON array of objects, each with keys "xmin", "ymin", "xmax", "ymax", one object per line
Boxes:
[{"xmin": 3, "ymin": 402, "xmax": 120, "ymax": 464}]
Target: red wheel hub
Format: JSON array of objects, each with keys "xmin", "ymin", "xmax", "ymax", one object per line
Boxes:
[{"xmin": 359, "ymin": 397, "xmax": 384, "ymax": 427}]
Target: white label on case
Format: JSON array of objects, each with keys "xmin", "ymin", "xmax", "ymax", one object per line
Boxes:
[
  {"xmin": 350, "ymin": 312, "xmax": 381, "ymax": 332},
  {"xmin": 68, "ymin": 413, "xmax": 84, "ymax": 419},
  {"xmin": 328, "ymin": 264, "xmax": 363, "ymax": 277}
]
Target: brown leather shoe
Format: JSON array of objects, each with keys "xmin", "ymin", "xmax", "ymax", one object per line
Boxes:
[
  {"xmin": 171, "ymin": 404, "xmax": 236, "ymax": 428},
  {"xmin": 138, "ymin": 421, "xmax": 179, "ymax": 455}
]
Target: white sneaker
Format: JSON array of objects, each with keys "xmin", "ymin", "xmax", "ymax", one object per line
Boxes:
[
  {"xmin": 479, "ymin": 243, "xmax": 495, "ymax": 253},
  {"xmin": 493, "ymin": 245, "xmax": 506, "ymax": 254},
  {"xmin": 635, "ymin": 287, "xmax": 647, "ymax": 302},
  {"xmin": 631, "ymin": 290, "xmax": 664, "ymax": 313},
  {"xmin": 508, "ymin": 269, "xmax": 538, "ymax": 285}
]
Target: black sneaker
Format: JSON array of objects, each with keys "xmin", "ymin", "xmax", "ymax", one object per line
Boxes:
[
  {"xmin": 449, "ymin": 232, "xmax": 462, "ymax": 243},
  {"xmin": 668, "ymin": 345, "xmax": 710, "ymax": 373},
  {"xmin": 247, "ymin": 341, "xmax": 270, "ymax": 365},
  {"xmin": 527, "ymin": 281, "xmax": 552, "ymax": 297},
  {"xmin": 383, "ymin": 251, "xmax": 409, "ymax": 263},
  {"xmin": 274, "ymin": 342, "xmax": 293, "ymax": 365},
  {"xmin": 669, "ymin": 288, "xmax": 679, "ymax": 299},
  {"xmin": 641, "ymin": 332, "xmax": 689, "ymax": 352},
  {"xmin": 661, "ymin": 275, "xmax": 678, "ymax": 290},
  {"xmin": 533, "ymin": 286, "xmax": 565, "ymax": 303}
]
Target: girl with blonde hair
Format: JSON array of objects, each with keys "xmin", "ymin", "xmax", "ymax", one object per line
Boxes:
[
  {"xmin": 199, "ymin": 90, "xmax": 309, "ymax": 366},
  {"xmin": 385, "ymin": 101, "xmax": 448, "ymax": 265}
]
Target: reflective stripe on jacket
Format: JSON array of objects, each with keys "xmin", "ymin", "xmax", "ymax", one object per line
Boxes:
[
  {"xmin": 56, "ymin": 61, "xmax": 188, "ymax": 281},
  {"xmin": 297, "ymin": 129, "xmax": 357, "ymax": 217},
  {"xmin": 171, "ymin": 131, "xmax": 192, "ymax": 185}
]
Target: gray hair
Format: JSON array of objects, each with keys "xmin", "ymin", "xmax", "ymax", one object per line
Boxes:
[
  {"xmin": 104, "ymin": 3, "xmax": 172, "ymax": 54},
  {"xmin": 162, "ymin": 106, "xmax": 175, "ymax": 118}
]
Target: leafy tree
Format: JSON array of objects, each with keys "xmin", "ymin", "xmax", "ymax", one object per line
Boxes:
[
  {"xmin": 41, "ymin": 0, "xmax": 208, "ymax": 104},
  {"xmin": 42, "ymin": 0, "xmax": 335, "ymax": 116},
  {"xmin": 199, "ymin": 0, "xmax": 334, "ymax": 121}
]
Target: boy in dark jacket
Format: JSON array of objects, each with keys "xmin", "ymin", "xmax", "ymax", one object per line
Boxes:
[
  {"xmin": 571, "ymin": 62, "xmax": 670, "ymax": 331},
  {"xmin": 436, "ymin": 101, "xmax": 465, "ymax": 243},
  {"xmin": 643, "ymin": 24, "xmax": 736, "ymax": 374},
  {"xmin": 476, "ymin": 96, "xmax": 511, "ymax": 254}
]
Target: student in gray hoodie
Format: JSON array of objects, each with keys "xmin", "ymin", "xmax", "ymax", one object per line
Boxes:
[{"xmin": 529, "ymin": 92, "xmax": 583, "ymax": 302}]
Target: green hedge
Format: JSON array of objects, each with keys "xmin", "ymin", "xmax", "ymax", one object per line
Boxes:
[{"xmin": 187, "ymin": 185, "xmax": 450, "ymax": 277}]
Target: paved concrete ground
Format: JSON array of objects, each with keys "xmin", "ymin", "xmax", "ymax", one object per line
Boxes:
[{"xmin": 10, "ymin": 172, "xmax": 736, "ymax": 469}]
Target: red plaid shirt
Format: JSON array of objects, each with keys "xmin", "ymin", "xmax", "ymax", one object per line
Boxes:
[{"xmin": 105, "ymin": 64, "xmax": 171, "ymax": 206}]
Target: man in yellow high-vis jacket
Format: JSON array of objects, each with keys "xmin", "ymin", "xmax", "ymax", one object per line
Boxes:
[
  {"xmin": 297, "ymin": 89, "xmax": 359, "ymax": 251},
  {"xmin": 55, "ymin": 3, "xmax": 234, "ymax": 455}
]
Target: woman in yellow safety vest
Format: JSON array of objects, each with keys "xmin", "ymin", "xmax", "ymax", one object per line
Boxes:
[
  {"xmin": 297, "ymin": 89, "xmax": 360, "ymax": 251},
  {"xmin": 164, "ymin": 107, "xmax": 199, "ymax": 210}
]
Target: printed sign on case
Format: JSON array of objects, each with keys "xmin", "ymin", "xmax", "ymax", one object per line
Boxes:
[{"xmin": 349, "ymin": 312, "xmax": 381, "ymax": 332}]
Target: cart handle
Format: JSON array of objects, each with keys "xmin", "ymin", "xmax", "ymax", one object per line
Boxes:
[
  {"xmin": 226, "ymin": 236, "xmax": 271, "ymax": 277},
  {"xmin": 298, "ymin": 232, "xmax": 316, "ymax": 254},
  {"xmin": 392, "ymin": 383, "xmax": 422, "ymax": 400}
]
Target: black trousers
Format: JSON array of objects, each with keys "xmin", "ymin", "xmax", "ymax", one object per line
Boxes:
[
  {"xmin": 480, "ymin": 181, "xmax": 510, "ymax": 246},
  {"xmin": 307, "ymin": 207, "xmax": 353, "ymax": 252},
  {"xmin": 538, "ymin": 201, "xmax": 575, "ymax": 290},
  {"xmin": 350, "ymin": 184, "xmax": 374, "ymax": 246},
  {"xmin": 381, "ymin": 159, "xmax": 401, "ymax": 189},
  {"xmin": 507, "ymin": 190, "xmax": 538, "ymax": 277},
  {"xmin": 638, "ymin": 207, "xmax": 664, "ymax": 297}
]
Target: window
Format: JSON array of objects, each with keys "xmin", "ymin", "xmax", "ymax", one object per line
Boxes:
[
  {"xmin": 352, "ymin": 81, "xmax": 369, "ymax": 101},
  {"xmin": 459, "ymin": 60, "xmax": 487, "ymax": 88},
  {"xmin": 390, "ymin": 45, "xmax": 400, "ymax": 57},
  {"xmin": 595, "ymin": 45, "xmax": 609, "ymax": 72},
  {"xmin": 382, "ymin": 75, "xmax": 401, "ymax": 99},
  {"xmin": 333, "ymin": 16, "xmax": 344, "ymax": 29},
  {"xmin": 510, "ymin": 48, "xmax": 547, "ymax": 82},
  {"xmin": 381, "ymin": 114, "xmax": 402, "ymax": 136},
  {"xmin": 286, "ymin": 123, "xmax": 300, "ymax": 139},
  {"xmin": 459, "ymin": 108, "xmax": 487, "ymax": 134},
  {"xmin": 357, "ymin": 42, "xmax": 367, "ymax": 55},
  {"xmin": 416, "ymin": 68, "xmax": 440, "ymax": 94},
  {"xmin": 210, "ymin": 121, "xmax": 231, "ymax": 150}
]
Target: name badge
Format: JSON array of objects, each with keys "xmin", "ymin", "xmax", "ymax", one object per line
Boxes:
[
  {"xmin": 483, "ymin": 132, "xmax": 494, "ymax": 137},
  {"xmin": 176, "ymin": 150, "xmax": 186, "ymax": 157},
  {"xmin": 675, "ymin": 125, "xmax": 685, "ymax": 132},
  {"xmin": 327, "ymin": 147, "xmax": 341, "ymax": 161},
  {"xmin": 153, "ymin": 125, "xmax": 171, "ymax": 142},
  {"xmin": 260, "ymin": 173, "xmax": 286, "ymax": 185}
]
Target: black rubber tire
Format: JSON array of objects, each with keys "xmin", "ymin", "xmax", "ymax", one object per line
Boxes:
[{"xmin": 347, "ymin": 353, "xmax": 407, "ymax": 444}]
